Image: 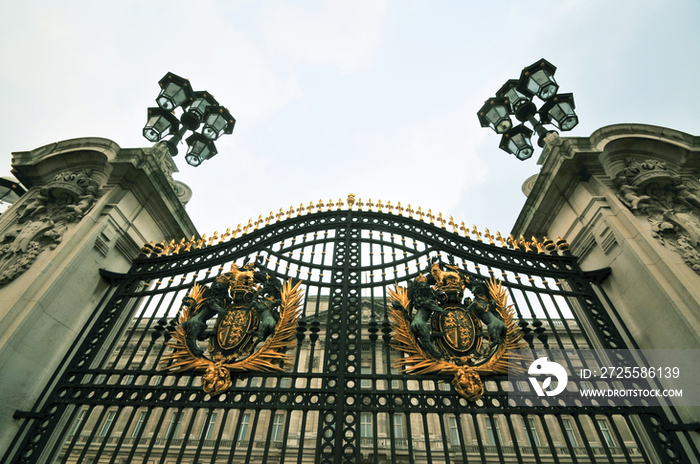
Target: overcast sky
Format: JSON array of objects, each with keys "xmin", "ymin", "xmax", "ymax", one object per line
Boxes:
[{"xmin": 1, "ymin": 1, "xmax": 699, "ymax": 240}]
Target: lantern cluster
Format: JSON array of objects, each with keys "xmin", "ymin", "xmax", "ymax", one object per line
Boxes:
[
  {"xmin": 143, "ymin": 72, "xmax": 235, "ymax": 167},
  {"xmin": 478, "ymin": 59, "xmax": 578, "ymax": 161}
]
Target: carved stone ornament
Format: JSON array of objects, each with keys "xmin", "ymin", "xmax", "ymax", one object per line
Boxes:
[
  {"xmin": 0, "ymin": 169, "xmax": 99, "ymax": 285},
  {"xmin": 149, "ymin": 142, "xmax": 177, "ymax": 191},
  {"xmin": 158, "ymin": 262, "xmax": 303, "ymax": 396},
  {"xmin": 388, "ymin": 261, "xmax": 527, "ymax": 401},
  {"xmin": 614, "ymin": 158, "xmax": 700, "ymax": 275}
]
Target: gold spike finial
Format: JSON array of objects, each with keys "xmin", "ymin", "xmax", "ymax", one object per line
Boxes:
[
  {"xmin": 173, "ymin": 240, "xmax": 183, "ymax": 254},
  {"xmin": 508, "ymin": 234, "xmax": 520, "ymax": 250},
  {"xmin": 219, "ymin": 229, "xmax": 229, "ymax": 243},
  {"xmin": 472, "ymin": 225, "xmax": 483, "ymax": 242},
  {"xmin": 495, "ymin": 231, "xmax": 508, "ymax": 247},
  {"xmin": 436, "ymin": 212, "xmax": 446, "ymax": 228},
  {"xmin": 242, "ymin": 219, "xmax": 253, "ymax": 235},
  {"xmin": 183, "ymin": 239, "xmax": 193, "ymax": 252},
  {"xmin": 556, "ymin": 236, "xmax": 570, "ymax": 252},
  {"xmin": 449, "ymin": 216, "xmax": 458, "ymax": 233},
  {"xmin": 531, "ymin": 236, "xmax": 545, "ymax": 254},
  {"xmin": 520, "ymin": 235, "xmax": 534, "ymax": 253},
  {"xmin": 484, "ymin": 228, "xmax": 495, "ymax": 245}
]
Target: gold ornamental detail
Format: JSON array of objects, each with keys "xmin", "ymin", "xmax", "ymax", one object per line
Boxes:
[
  {"xmin": 159, "ymin": 277, "xmax": 303, "ymax": 396},
  {"xmin": 141, "ymin": 194, "xmax": 568, "ymax": 258},
  {"xmin": 389, "ymin": 268, "xmax": 527, "ymax": 402}
]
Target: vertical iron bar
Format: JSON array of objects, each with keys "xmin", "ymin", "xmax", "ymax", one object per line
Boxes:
[
  {"xmin": 553, "ymin": 415, "xmax": 581, "ymax": 464},
  {"xmin": 571, "ymin": 415, "xmax": 596, "ymax": 462},
  {"xmin": 487, "ymin": 414, "xmax": 506, "ymax": 464},
  {"xmin": 539, "ymin": 414, "xmax": 562, "ymax": 464},
  {"xmin": 471, "ymin": 414, "xmax": 487, "ymax": 462},
  {"xmin": 590, "ymin": 414, "xmax": 617, "ymax": 463},
  {"xmin": 453, "ymin": 413, "xmax": 470, "ymax": 464},
  {"xmin": 405, "ymin": 413, "xmax": 416, "ymax": 464},
  {"xmin": 503, "ymin": 414, "xmax": 524, "ymax": 464},
  {"xmin": 96, "ymin": 407, "xmax": 136, "ymax": 464},
  {"xmin": 243, "ymin": 409, "xmax": 260, "ymax": 463},
  {"xmin": 295, "ymin": 409, "xmax": 309, "ymax": 464},
  {"xmin": 437, "ymin": 412, "xmax": 452, "ymax": 464}
]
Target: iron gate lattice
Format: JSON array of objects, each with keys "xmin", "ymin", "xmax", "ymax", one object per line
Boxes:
[{"xmin": 4, "ymin": 207, "xmax": 700, "ymax": 464}]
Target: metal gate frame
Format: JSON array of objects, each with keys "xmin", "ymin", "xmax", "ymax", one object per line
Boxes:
[{"xmin": 4, "ymin": 206, "xmax": 699, "ymax": 464}]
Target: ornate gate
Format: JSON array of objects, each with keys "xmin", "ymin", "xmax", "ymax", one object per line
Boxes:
[{"xmin": 4, "ymin": 199, "xmax": 699, "ymax": 464}]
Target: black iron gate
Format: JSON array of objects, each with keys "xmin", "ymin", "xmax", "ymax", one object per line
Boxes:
[{"xmin": 4, "ymin": 202, "xmax": 700, "ymax": 464}]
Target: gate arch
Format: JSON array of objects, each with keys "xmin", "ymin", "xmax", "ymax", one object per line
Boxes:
[{"xmin": 4, "ymin": 204, "xmax": 697, "ymax": 464}]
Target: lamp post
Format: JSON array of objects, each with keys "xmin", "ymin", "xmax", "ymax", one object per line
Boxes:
[
  {"xmin": 0, "ymin": 176, "xmax": 26, "ymax": 215},
  {"xmin": 478, "ymin": 59, "xmax": 578, "ymax": 161},
  {"xmin": 143, "ymin": 72, "xmax": 235, "ymax": 167}
]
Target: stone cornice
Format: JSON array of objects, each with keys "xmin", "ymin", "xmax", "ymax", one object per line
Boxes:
[{"xmin": 512, "ymin": 124, "xmax": 700, "ymax": 239}]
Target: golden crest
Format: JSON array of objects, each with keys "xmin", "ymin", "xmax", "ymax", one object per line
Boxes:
[
  {"xmin": 389, "ymin": 264, "xmax": 528, "ymax": 402},
  {"xmin": 158, "ymin": 266, "xmax": 303, "ymax": 396},
  {"xmin": 215, "ymin": 305, "xmax": 259, "ymax": 353},
  {"xmin": 432, "ymin": 306, "xmax": 480, "ymax": 355}
]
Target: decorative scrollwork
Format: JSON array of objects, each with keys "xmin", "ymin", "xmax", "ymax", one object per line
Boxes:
[
  {"xmin": 0, "ymin": 169, "xmax": 99, "ymax": 286},
  {"xmin": 614, "ymin": 158, "xmax": 700, "ymax": 275}
]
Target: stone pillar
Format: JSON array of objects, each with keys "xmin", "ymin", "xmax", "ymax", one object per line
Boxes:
[
  {"xmin": 512, "ymin": 124, "xmax": 700, "ymax": 351},
  {"xmin": 0, "ymin": 137, "xmax": 197, "ymax": 453}
]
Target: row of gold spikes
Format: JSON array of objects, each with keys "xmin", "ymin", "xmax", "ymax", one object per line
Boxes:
[{"xmin": 140, "ymin": 194, "xmax": 569, "ymax": 257}]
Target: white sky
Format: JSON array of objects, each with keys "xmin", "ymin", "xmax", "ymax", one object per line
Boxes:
[{"xmin": 1, "ymin": 1, "xmax": 699, "ymax": 239}]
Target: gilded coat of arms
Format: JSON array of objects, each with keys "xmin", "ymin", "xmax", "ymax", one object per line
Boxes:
[
  {"xmin": 159, "ymin": 262, "xmax": 303, "ymax": 395},
  {"xmin": 389, "ymin": 261, "xmax": 526, "ymax": 401}
]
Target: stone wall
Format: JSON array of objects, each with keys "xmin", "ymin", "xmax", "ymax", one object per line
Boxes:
[
  {"xmin": 512, "ymin": 124, "xmax": 700, "ymax": 351},
  {"xmin": 511, "ymin": 124, "xmax": 700, "ymax": 433},
  {"xmin": 0, "ymin": 138, "xmax": 197, "ymax": 455}
]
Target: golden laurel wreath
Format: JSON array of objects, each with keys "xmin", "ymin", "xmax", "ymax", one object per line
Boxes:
[
  {"xmin": 388, "ymin": 278, "xmax": 527, "ymax": 401},
  {"xmin": 159, "ymin": 279, "xmax": 304, "ymax": 395}
]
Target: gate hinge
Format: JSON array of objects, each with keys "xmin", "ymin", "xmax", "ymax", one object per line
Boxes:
[
  {"xmin": 13, "ymin": 410, "xmax": 46, "ymax": 420},
  {"xmin": 582, "ymin": 267, "xmax": 612, "ymax": 285},
  {"xmin": 99, "ymin": 268, "xmax": 128, "ymax": 284},
  {"xmin": 663, "ymin": 422, "xmax": 700, "ymax": 432}
]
